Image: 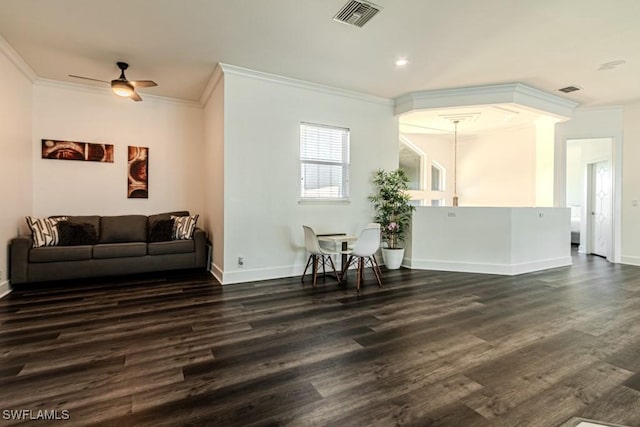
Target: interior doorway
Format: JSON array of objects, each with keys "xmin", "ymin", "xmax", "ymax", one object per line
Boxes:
[{"xmin": 565, "ymin": 138, "xmax": 613, "ymax": 261}]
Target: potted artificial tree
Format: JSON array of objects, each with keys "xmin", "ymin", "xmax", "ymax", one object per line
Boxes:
[{"xmin": 369, "ymin": 168, "xmax": 415, "ymax": 269}]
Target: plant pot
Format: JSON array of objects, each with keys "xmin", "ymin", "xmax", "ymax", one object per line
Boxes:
[{"xmin": 382, "ymin": 247, "xmax": 404, "ymax": 270}]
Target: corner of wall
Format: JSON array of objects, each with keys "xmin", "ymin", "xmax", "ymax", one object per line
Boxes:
[
  {"xmin": 200, "ymin": 64, "xmax": 225, "ymax": 107},
  {"xmin": 0, "ymin": 35, "xmax": 37, "ymax": 83},
  {"xmin": 0, "ymin": 280, "xmax": 11, "ymax": 300},
  {"xmin": 210, "ymin": 261, "xmax": 224, "ymax": 284}
]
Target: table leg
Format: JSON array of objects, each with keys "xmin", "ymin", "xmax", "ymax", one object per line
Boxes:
[{"xmin": 341, "ymin": 241, "xmax": 348, "ymax": 268}]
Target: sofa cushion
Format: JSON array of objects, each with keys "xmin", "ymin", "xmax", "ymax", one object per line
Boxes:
[
  {"xmin": 148, "ymin": 219, "xmax": 174, "ymax": 242},
  {"xmin": 148, "ymin": 240, "xmax": 195, "ymax": 255},
  {"xmin": 100, "ymin": 215, "xmax": 147, "ymax": 243},
  {"xmin": 29, "ymin": 245, "xmax": 92, "ymax": 263},
  {"xmin": 25, "ymin": 216, "xmax": 68, "ymax": 248},
  {"xmin": 58, "ymin": 221, "xmax": 99, "ymax": 246},
  {"xmin": 171, "ymin": 214, "xmax": 199, "ymax": 240},
  {"xmin": 93, "ymin": 242, "xmax": 147, "ymax": 259}
]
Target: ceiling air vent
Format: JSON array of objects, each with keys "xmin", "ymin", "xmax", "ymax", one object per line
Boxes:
[
  {"xmin": 558, "ymin": 86, "xmax": 581, "ymax": 93},
  {"xmin": 333, "ymin": 0, "xmax": 382, "ymax": 28}
]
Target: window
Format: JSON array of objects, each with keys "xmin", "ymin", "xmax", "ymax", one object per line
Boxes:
[
  {"xmin": 300, "ymin": 123, "xmax": 350, "ymax": 199},
  {"xmin": 399, "ymin": 140, "xmax": 423, "ymax": 191},
  {"xmin": 431, "ymin": 162, "xmax": 444, "ymax": 191},
  {"xmin": 431, "ymin": 199, "xmax": 444, "ymax": 207}
]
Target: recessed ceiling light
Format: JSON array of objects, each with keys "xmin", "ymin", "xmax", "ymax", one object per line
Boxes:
[{"xmin": 395, "ymin": 58, "xmax": 408, "ymax": 67}]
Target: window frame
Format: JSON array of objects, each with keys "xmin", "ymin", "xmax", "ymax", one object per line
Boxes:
[
  {"xmin": 299, "ymin": 122, "xmax": 351, "ymax": 202},
  {"xmin": 431, "ymin": 161, "xmax": 445, "ymax": 192},
  {"xmin": 399, "ymin": 137, "xmax": 425, "ymax": 191}
]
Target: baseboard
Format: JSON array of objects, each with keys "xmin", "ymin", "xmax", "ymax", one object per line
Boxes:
[
  {"xmin": 210, "ymin": 261, "xmax": 224, "ymax": 284},
  {"xmin": 221, "ymin": 263, "xmax": 306, "ymax": 285},
  {"xmin": 406, "ymin": 256, "xmax": 572, "ymax": 276},
  {"xmin": 508, "ymin": 257, "xmax": 573, "ymax": 275},
  {"xmin": 558, "ymin": 416, "xmax": 631, "ymax": 427},
  {"xmin": 211, "ymin": 255, "xmax": 573, "ymax": 284},
  {"xmin": 0, "ymin": 280, "xmax": 11, "ymax": 299},
  {"xmin": 620, "ymin": 255, "xmax": 640, "ymax": 266}
]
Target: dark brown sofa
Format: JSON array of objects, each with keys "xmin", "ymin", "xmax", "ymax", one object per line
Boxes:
[{"xmin": 9, "ymin": 211, "xmax": 207, "ymax": 284}]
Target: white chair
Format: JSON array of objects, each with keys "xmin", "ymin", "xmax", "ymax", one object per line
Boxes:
[
  {"xmin": 301, "ymin": 225, "xmax": 341, "ymax": 287},
  {"xmin": 347, "ymin": 223, "xmax": 380, "ymax": 248},
  {"xmin": 341, "ymin": 226, "xmax": 382, "ymax": 291},
  {"xmin": 365, "ymin": 223, "xmax": 383, "ymax": 278}
]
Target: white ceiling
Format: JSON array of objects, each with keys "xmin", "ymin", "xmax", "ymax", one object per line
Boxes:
[{"xmin": 1, "ymin": 0, "xmax": 638, "ymax": 108}]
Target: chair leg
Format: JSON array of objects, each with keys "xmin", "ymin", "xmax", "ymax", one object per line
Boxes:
[
  {"xmin": 370, "ymin": 256, "xmax": 383, "ymax": 287},
  {"xmin": 341, "ymin": 255, "xmax": 354, "ymax": 279},
  {"xmin": 372, "ymin": 254, "xmax": 383, "ymax": 278},
  {"xmin": 312, "ymin": 255, "xmax": 319, "ymax": 287},
  {"xmin": 356, "ymin": 257, "xmax": 364, "ymax": 292},
  {"xmin": 302, "ymin": 255, "xmax": 313, "ymax": 282},
  {"xmin": 322, "ymin": 255, "xmax": 326, "ymax": 279},
  {"xmin": 328, "ymin": 256, "xmax": 341, "ymax": 284}
]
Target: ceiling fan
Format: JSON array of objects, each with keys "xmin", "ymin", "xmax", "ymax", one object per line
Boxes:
[{"xmin": 69, "ymin": 62, "xmax": 157, "ymax": 102}]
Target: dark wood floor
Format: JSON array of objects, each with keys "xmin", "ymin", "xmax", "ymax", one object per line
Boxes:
[{"xmin": 2, "ymin": 251, "xmax": 640, "ymax": 426}]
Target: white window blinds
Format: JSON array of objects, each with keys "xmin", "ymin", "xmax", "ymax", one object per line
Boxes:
[{"xmin": 300, "ymin": 123, "xmax": 350, "ymax": 199}]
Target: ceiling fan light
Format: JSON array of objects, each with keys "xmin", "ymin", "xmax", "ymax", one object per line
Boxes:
[{"xmin": 112, "ymin": 81, "xmax": 134, "ymax": 97}]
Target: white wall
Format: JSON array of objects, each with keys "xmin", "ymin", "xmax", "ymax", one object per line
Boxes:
[
  {"xmin": 458, "ymin": 125, "xmax": 537, "ymax": 207},
  {"xmin": 0, "ymin": 46, "xmax": 33, "ymax": 288},
  {"xmin": 401, "ymin": 124, "xmax": 557, "ymax": 208},
  {"xmin": 202, "ymin": 71, "xmax": 225, "ymax": 280},
  {"xmin": 565, "ymin": 141, "xmax": 583, "ymax": 207},
  {"xmin": 220, "ymin": 68, "xmax": 398, "ymax": 284},
  {"xmin": 534, "ymin": 119, "xmax": 556, "ymax": 207},
  {"xmin": 32, "ymin": 83, "xmax": 205, "ymax": 218},
  {"xmin": 408, "ymin": 207, "xmax": 571, "ymax": 275},
  {"xmin": 622, "ymin": 102, "xmax": 640, "ymax": 265}
]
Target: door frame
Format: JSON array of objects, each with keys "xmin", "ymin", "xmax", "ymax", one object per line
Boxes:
[{"xmin": 566, "ymin": 137, "xmax": 615, "ymax": 262}]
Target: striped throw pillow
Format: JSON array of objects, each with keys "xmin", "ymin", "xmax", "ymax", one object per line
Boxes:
[
  {"xmin": 25, "ymin": 216, "xmax": 68, "ymax": 248},
  {"xmin": 171, "ymin": 214, "xmax": 199, "ymax": 240}
]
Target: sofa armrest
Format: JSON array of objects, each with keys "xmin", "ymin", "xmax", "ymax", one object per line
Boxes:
[
  {"xmin": 10, "ymin": 235, "xmax": 32, "ymax": 284},
  {"xmin": 193, "ymin": 227, "xmax": 207, "ymax": 268}
]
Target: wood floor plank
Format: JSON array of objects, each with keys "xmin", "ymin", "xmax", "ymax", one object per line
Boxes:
[
  {"xmin": 1, "ymin": 250, "xmax": 640, "ymax": 426},
  {"xmin": 577, "ymin": 385, "xmax": 640, "ymax": 426}
]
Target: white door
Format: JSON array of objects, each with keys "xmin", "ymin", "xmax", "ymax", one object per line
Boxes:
[{"xmin": 590, "ymin": 161, "xmax": 612, "ymax": 258}]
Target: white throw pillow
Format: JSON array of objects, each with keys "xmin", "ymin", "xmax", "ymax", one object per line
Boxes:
[
  {"xmin": 171, "ymin": 214, "xmax": 199, "ymax": 240},
  {"xmin": 25, "ymin": 216, "xmax": 68, "ymax": 248}
]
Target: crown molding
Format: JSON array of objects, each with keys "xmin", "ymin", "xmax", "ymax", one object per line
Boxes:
[
  {"xmin": 0, "ymin": 35, "xmax": 37, "ymax": 82},
  {"xmin": 574, "ymin": 105, "xmax": 624, "ymax": 113},
  {"xmin": 218, "ymin": 63, "xmax": 393, "ymax": 106},
  {"xmin": 395, "ymin": 83, "xmax": 579, "ymax": 119},
  {"xmin": 34, "ymin": 78, "xmax": 202, "ymax": 108},
  {"xmin": 199, "ymin": 64, "xmax": 224, "ymax": 107}
]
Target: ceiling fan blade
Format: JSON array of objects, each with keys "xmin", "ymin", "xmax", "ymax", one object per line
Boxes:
[
  {"xmin": 68, "ymin": 75, "xmax": 109, "ymax": 84},
  {"xmin": 130, "ymin": 91, "xmax": 143, "ymax": 102},
  {"xmin": 130, "ymin": 80, "xmax": 157, "ymax": 88}
]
